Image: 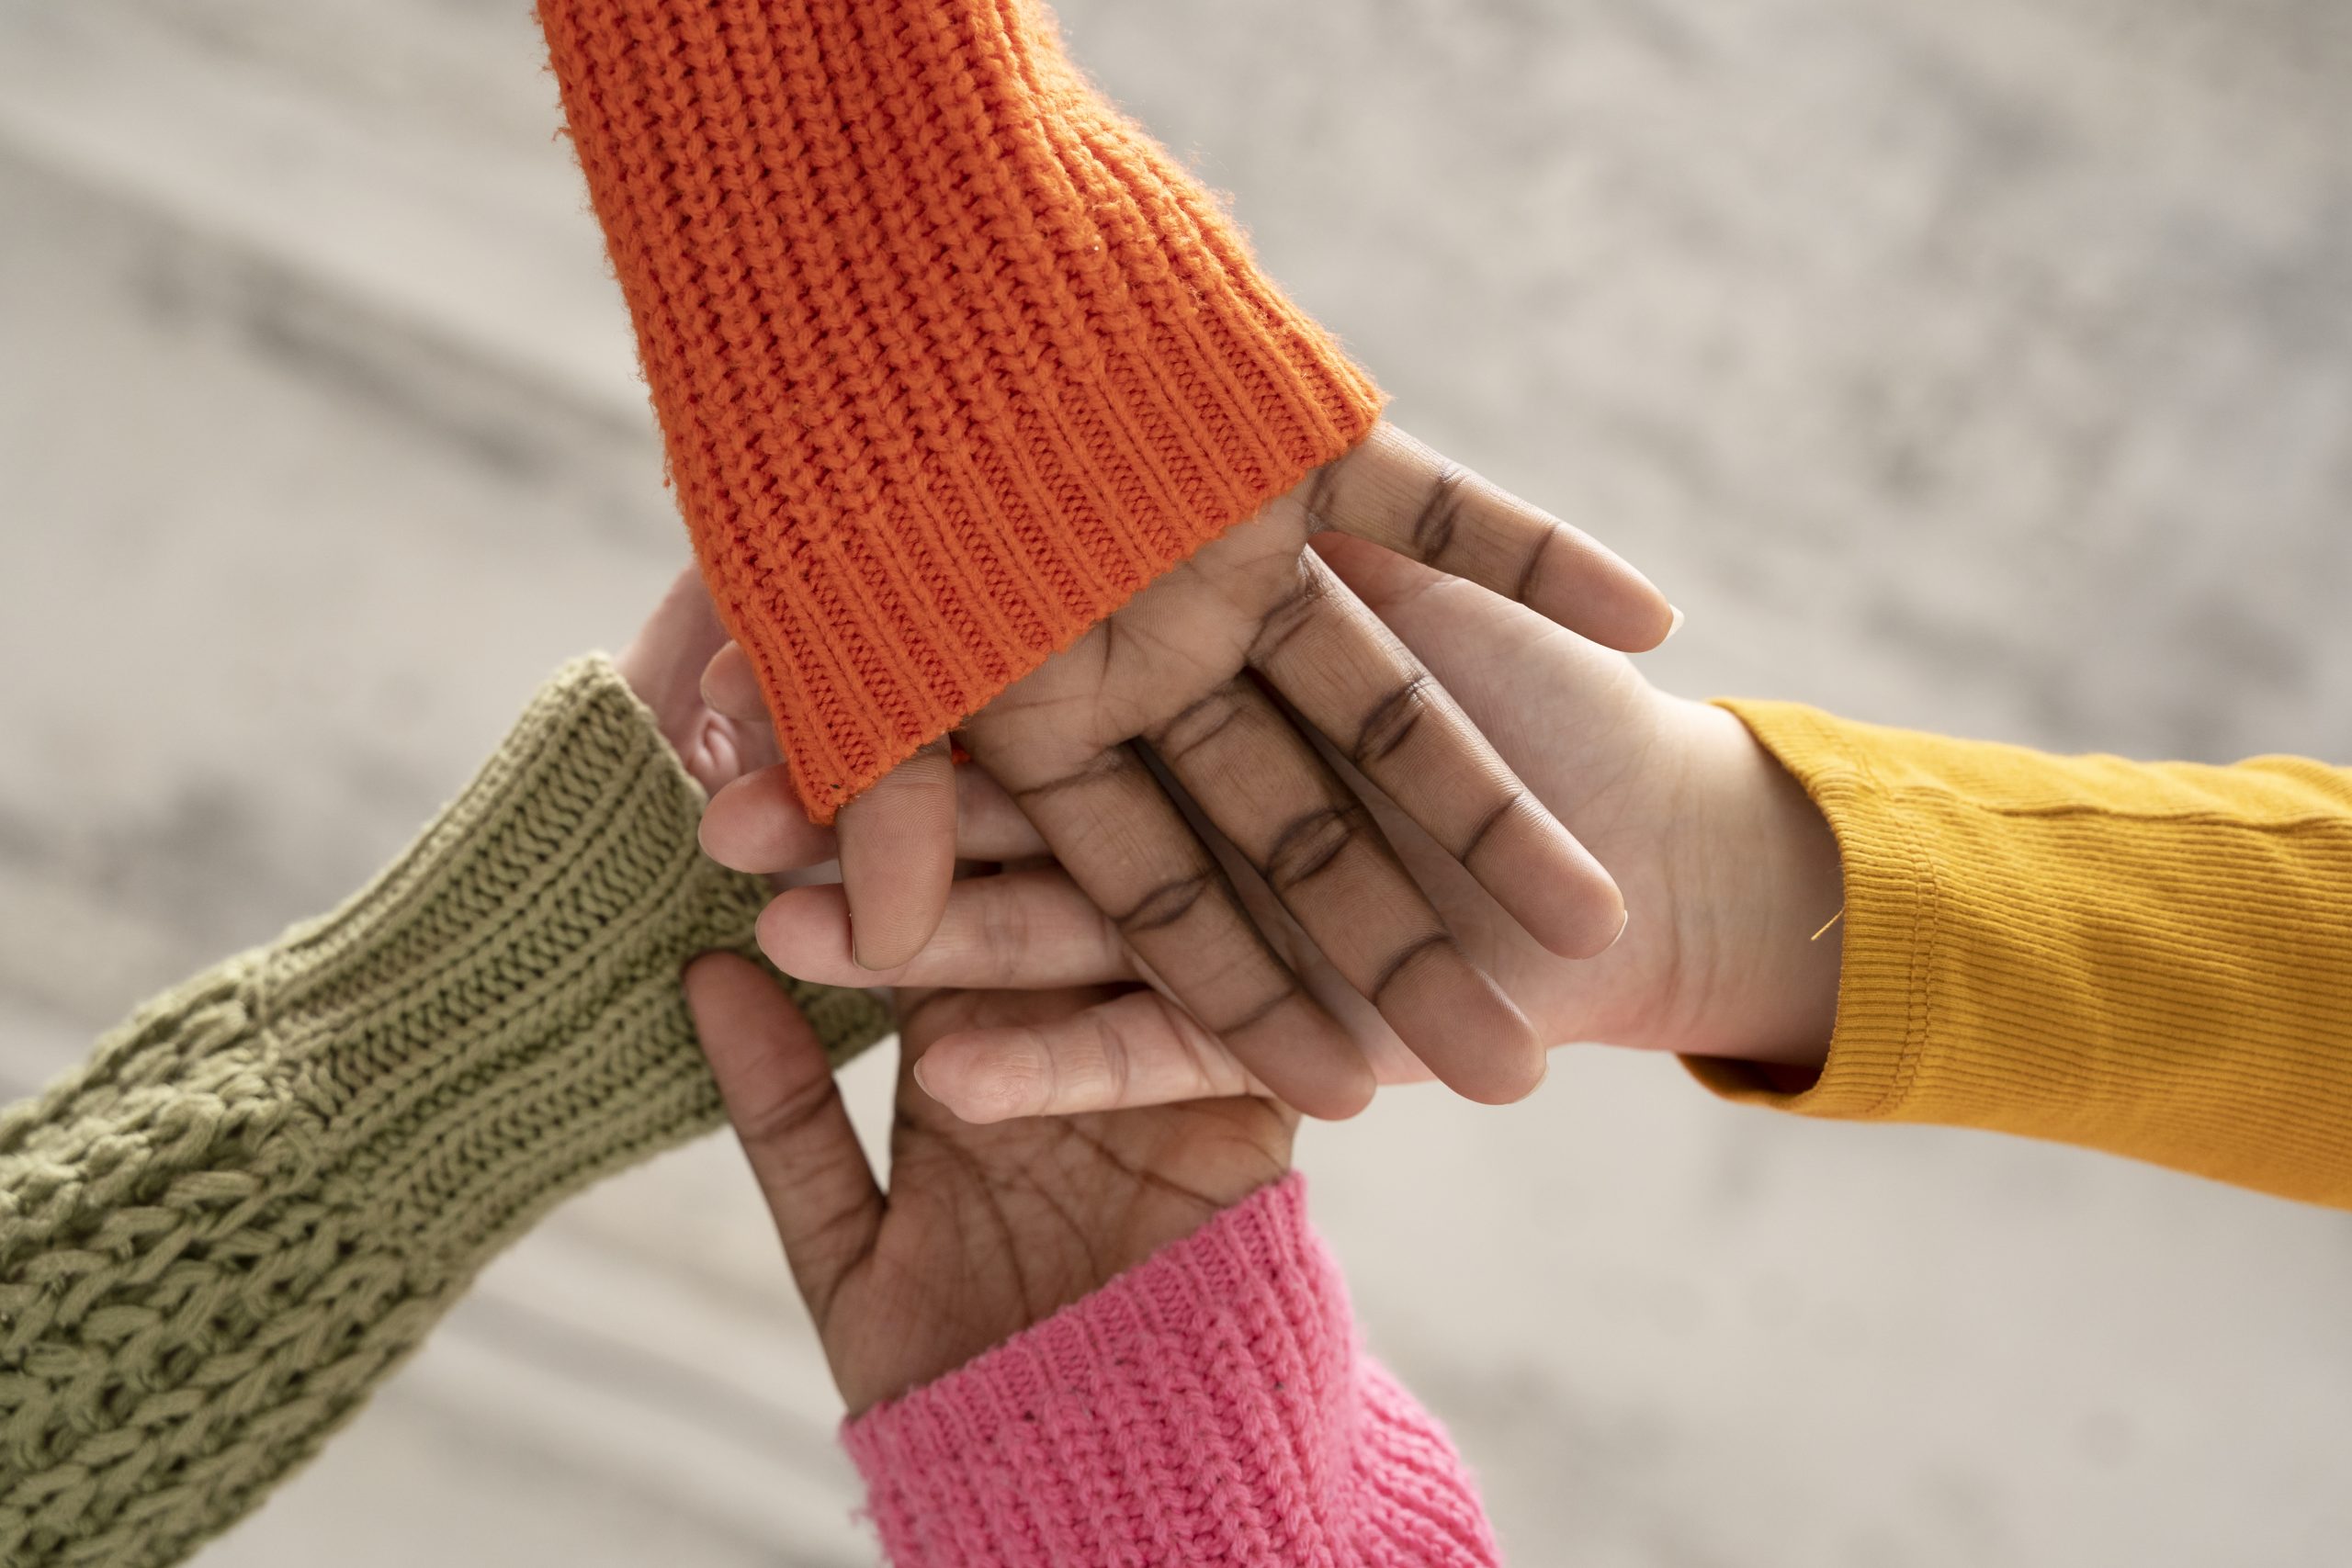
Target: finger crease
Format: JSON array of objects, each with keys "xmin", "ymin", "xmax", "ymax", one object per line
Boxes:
[
  {"xmin": 1263, "ymin": 805, "xmax": 1363, "ymax": 891},
  {"xmin": 1411, "ymin": 462, "xmax": 1466, "ymax": 565},
  {"xmin": 1151, "ymin": 689, "xmax": 1243, "ymax": 764},
  {"xmin": 1354, "ymin": 675, "xmax": 1430, "ymax": 765},
  {"xmin": 1248, "ymin": 574, "xmax": 1326, "ymax": 666},
  {"xmin": 1460, "ymin": 790, "xmax": 1523, "ymax": 863},
  {"xmin": 1301, "ymin": 452, "xmax": 1346, "ymax": 532},
  {"xmin": 1117, "ymin": 873, "xmax": 1213, "ymax": 934},
  {"xmin": 1212, "ymin": 983, "xmax": 1298, "ymax": 1037},
  {"xmin": 1012, "ymin": 750, "xmax": 1130, "ymax": 804},
  {"xmin": 733, "ymin": 1078, "xmax": 846, "ymax": 1155},
  {"xmin": 1371, "ymin": 931, "xmax": 1453, "ymax": 1003},
  {"xmin": 1514, "ymin": 522, "xmax": 1562, "ymax": 605}
]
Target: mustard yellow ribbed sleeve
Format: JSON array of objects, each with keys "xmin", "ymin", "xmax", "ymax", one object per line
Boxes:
[{"xmin": 1690, "ymin": 701, "xmax": 2352, "ymax": 1209}]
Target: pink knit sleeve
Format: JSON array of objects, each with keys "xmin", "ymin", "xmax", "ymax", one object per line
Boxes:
[{"xmin": 840, "ymin": 1174, "xmax": 1500, "ymax": 1566}]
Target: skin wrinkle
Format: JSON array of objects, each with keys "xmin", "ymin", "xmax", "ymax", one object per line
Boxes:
[
  {"xmin": 1297, "ymin": 450, "xmax": 1346, "ymax": 533},
  {"xmin": 1369, "ymin": 931, "xmax": 1454, "ymax": 1005},
  {"xmin": 1245, "ymin": 567, "xmax": 1329, "ymax": 667},
  {"xmin": 1150, "ymin": 686, "xmax": 1246, "ymax": 765},
  {"xmin": 1458, "ymin": 789, "xmax": 1525, "ymax": 864},
  {"xmin": 1513, "ymin": 521, "xmax": 1562, "ymax": 606},
  {"xmin": 1261, "ymin": 804, "xmax": 1368, "ymax": 892},
  {"xmin": 1352, "ymin": 675, "xmax": 1430, "ymax": 766},
  {"xmin": 1409, "ymin": 461, "xmax": 1467, "ymax": 566},
  {"xmin": 1061, "ymin": 1122, "xmax": 1247, "ymax": 1215},
  {"xmin": 1010, "ymin": 745, "xmax": 1134, "ymax": 804},
  {"xmin": 1208, "ymin": 983, "xmax": 1303, "ymax": 1039},
  {"xmin": 1114, "ymin": 872, "xmax": 1214, "ymax": 934},
  {"xmin": 995, "ymin": 1147, "xmax": 1106, "ymax": 1283}
]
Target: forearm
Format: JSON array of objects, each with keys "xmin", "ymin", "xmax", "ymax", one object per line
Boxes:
[
  {"xmin": 1693, "ymin": 701, "xmax": 2352, "ymax": 1208},
  {"xmin": 534, "ymin": 0, "xmax": 1382, "ymax": 820},
  {"xmin": 0, "ymin": 659, "xmax": 888, "ymax": 1567},
  {"xmin": 842, "ymin": 1175, "xmax": 1500, "ymax": 1568}
]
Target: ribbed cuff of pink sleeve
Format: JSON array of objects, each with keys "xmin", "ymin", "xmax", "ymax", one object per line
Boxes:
[{"xmin": 841, "ymin": 1174, "xmax": 1501, "ymax": 1567}]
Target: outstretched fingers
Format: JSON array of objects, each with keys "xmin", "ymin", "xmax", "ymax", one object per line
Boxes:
[
  {"xmin": 1305, "ymin": 422, "xmax": 1676, "ymax": 651},
  {"xmin": 914, "ymin": 987, "xmax": 1263, "ymax": 1122},
  {"xmin": 1248, "ymin": 549, "xmax": 1627, "ymax": 959},
  {"xmin": 758, "ymin": 865, "xmax": 1137, "ymax": 991},
  {"xmin": 683, "ymin": 953, "xmax": 883, "ymax": 1322},
  {"xmin": 1145, "ymin": 674, "xmax": 1546, "ymax": 1103},
  {"xmin": 964, "ymin": 737, "xmax": 1375, "ymax": 1120}
]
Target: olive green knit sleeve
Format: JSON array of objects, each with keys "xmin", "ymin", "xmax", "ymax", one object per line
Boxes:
[{"xmin": 0, "ymin": 657, "xmax": 890, "ymax": 1568}]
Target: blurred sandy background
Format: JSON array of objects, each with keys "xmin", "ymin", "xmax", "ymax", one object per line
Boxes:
[{"xmin": 3, "ymin": 0, "xmax": 2349, "ymax": 1562}]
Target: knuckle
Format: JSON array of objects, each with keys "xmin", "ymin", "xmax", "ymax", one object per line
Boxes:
[
  {"xmin": 1262, "ymin": 803, "xmax": 1369, "ymax": 891},
  {"xmin": 1354, "ymin": 674, "xmax": 1432, "ymax": 765},
  {"xmin": 1115, "ymin": 871, "xmax": 1214, "ymax": 935},
  {"xmin": 1410, "ymin": 462, "xmax": 1467, "ymax": 564},
  {"xmin": 1459, "ymin": 790, "xmax": 1525, "ymax": 864},
  {"xmin": 1209, "ymin": 980, "xmax": 1299, "ymax": 1039},
  {"xmin": 1370, "ymin": 931, "xmax": 1454, "ymax": 1004},
  {"xmin": 1513, "ymin": 522, "xmax": 1563, "ymax": 604},
  {"xmin": 1149, "ymin": 684, "xmax": 1247, "ymax": 764},
  {"xmin": 1299, "ymin": 443, "xmax": 1356, "ymax": 531},
  {"xmin": 730, "ymin": 1075, "xmax": 842, "ymax": 1156},
  {"xmin": 975, "ymin": 888, "xmax": 1034, "ymax": 987},
  {"xmin": 1246, "ymin": 558, "xmax": 1331, "ymax": 666}
]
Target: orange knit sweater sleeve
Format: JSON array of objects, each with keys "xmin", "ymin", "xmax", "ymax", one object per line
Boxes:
[
  {"xmin": 536, "ymin": 0, "xmax": 1383, "ymax": 820},
  {"xmin": 1693, "ymin": 703, "xmax": 2352, "ymax": 1209}
]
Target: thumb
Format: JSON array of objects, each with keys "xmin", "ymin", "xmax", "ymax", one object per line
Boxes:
[{"xmin": 684, "ymin": 953, "xmax": 884, "ymax": 1325}]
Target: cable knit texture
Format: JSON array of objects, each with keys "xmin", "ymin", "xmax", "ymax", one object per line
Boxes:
[
  {"xmin": 537, "ymin": 0, "xmax": 1385, "ymax": 820},
  {"xmin": 843, "ymin": 1174, "xmax": 1501, "ymax": 1566},
  {"xmin": 0, "ymin": 660, "xmax": 890, "ymax": 1568},
  {"xmin": 1696, "ymin": 701, "xmax": 2352, "ymax": 1209}
]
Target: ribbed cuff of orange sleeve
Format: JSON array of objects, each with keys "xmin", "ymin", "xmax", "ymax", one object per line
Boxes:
[
  {"xmin": 538, "ymin": 0, "xmax": 1384, "ymax": 820},
  {"xmin": 1688, "ymin": 699, "xmax": 2352, "ymax": 1210}
]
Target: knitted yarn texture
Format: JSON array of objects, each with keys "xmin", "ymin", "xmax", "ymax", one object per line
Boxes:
[
  {"xmin": 537, "ymin": 0, "xmax": 1385, "ymax": 820},
  {"xmin": 845, "ymin": 1175, "xmax": 1502, "ymax": 1566},
  {"xmin": 0, "ymin": 660, "xmax": 889, "ymax": 1568},
  {"xmin": 1696, "ymin": 701, "xmax": 2352, "ymax": 1209}
]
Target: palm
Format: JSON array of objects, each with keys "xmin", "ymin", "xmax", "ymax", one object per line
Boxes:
[
  {"xmin": 684, "ymin": 961, "xmax": 1294, "ymax": 1416},
  {"xmin": 820, "ymin": 994, "xmax": 1290, "ymax": 1410}
]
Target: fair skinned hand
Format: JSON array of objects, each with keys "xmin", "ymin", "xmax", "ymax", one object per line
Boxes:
[
  {"xmin": 700, "ymin": 423, "xmax": 1679, "ymax": 1117},
  {"xmin": 742, "ymin": 534, "xmax": 1847, "ymax": 1122},
  {"xmin": 681, "ymin": 953, "xmax": 1293, "ymax": 1416},
  {"xmin": 612, "ymin": 566, "xmax": 779, "ymax": 797}
]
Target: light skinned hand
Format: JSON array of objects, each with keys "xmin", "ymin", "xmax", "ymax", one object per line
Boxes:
[
  {"xmin": 747, "ymin": 533, "xmax": 1847, "ymax": 1121},
  {"xmin": 701, "ymin": 422, "xmax": 1678, "ymax": 1117},
  {"xmin": 613, "ymin": 566, "xmax": 783, "ymax": 797},
  {"xmin": 681, "ymin": 952, "xmax": 1292, "ymax": 1416}
]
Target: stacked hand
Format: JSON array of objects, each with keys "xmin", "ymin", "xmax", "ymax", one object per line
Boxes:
[
  {"xmin": 681, "ymin": 957, "xmax": 1293, "ymax": 1414},
  {"xmin": 701, "ymin": 423, "xmax": 1685, "ymax": 1116}
]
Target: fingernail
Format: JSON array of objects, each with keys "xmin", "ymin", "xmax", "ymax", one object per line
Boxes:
[
  {"xmin": 1664, "ymin": 605, "xmax": 1686, "ymax": 642},
  {"xmin": 910, "ymin": 1054, "xmax": 936, "ymax": 1096},
  {"xmin": 1606, "ymin": 907, "xmax": 1631, "ymax": 952}
]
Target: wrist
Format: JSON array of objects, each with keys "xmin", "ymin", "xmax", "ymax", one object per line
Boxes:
[
  {"xmin": 1654, "ymin": 700, "xmax": 1842, "ymax": 1068},
  {"xmin": 263, "ymin": 660, "xmax": 891, "ymax": 1268}
]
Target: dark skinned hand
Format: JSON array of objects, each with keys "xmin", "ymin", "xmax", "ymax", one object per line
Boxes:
[
  {"xmin": 701, "ymin": 423, "xmax": 1677, "ymax": 1117},
  {"xmin": 681, "ymin": 953, "xmax": 1294, "ymax": 1416}
]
